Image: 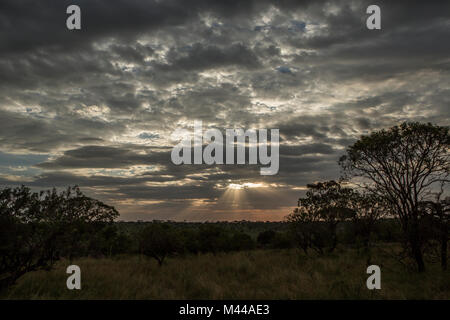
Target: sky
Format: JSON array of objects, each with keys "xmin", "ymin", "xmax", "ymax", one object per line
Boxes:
[{"xmin": 0, "ymin": 0, "xmax": 449, "ymax": 221}]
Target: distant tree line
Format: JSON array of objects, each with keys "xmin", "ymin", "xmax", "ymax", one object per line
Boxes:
[{"xmin": 0, "ymin": 184, "xmax": 410, "ymax": 292}]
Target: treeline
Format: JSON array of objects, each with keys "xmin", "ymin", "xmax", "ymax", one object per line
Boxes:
[
  {"xmin": 114, "ymin": 219, "xmax": 404, "ymax": 260},
  {"xmin": 1, "ymin": 184, "xmax": 408, "ymax": 291},
  {"xmin": 0, "ymin": 184, "xmax": 444, "ymax": 292}
]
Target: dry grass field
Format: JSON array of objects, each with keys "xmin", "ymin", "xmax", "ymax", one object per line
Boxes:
[{"xmin": 2, "ymin": 247, "xmax": 450, "ymax": 300}]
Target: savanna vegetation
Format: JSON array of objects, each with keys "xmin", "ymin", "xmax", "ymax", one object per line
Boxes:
[
  {"xmin": 0, "ymin": 122, "xmax": 449, "ymax": 299},
  {"xmin": 3, "ymin": 247, "xmax": 450, "ymax": 299}
]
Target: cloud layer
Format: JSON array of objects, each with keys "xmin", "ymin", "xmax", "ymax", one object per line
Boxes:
[{"xmin": 0, "ymin": 0, "xmax": 449, "ymax": 220}]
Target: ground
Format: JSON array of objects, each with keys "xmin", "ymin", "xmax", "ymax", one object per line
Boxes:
[{"xmin": 2, "ymin": 247, "xmax": 450, "ymax": 299}]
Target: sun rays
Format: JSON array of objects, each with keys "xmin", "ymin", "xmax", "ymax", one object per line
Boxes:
[
  {"xmin": 227, "ymin": 182, "xmax": 266, "ymax": 190},
  {"xmin": 217, "ymin": 182, "xmax": 277, "ymax": 211}
]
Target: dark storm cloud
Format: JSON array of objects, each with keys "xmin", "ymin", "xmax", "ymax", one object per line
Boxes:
[
  {"xmin": 0, "ymin": 0, "xmax": 449, "ymax": 220},
  {"xmin": 0, "ymin": 108, "xmax": 125, "ymax": 153},
  {"xmin": 36, "ymin": 146, "xmax": 155, "ymax": 169},
  {"xmin": 280, "ymin": 144, "xmax": 335, "ymax": 156},
  {"xmin": 0, "ymin": 108, "xmax": 73, "ymax": 152},
  {"xmin": 0, "ymin": 0, "xmax": 297, "ymax": 55},
  {"xmin": 156, "ymin": 43, "xmax": 261, "ymax": 72},
  {"xmin": 32, "ymin": 142, "xmax": 341, "ymax": 191},
  {"xmin": 0, "ymin": 0, "xmax": 194, "ymax": 54}
]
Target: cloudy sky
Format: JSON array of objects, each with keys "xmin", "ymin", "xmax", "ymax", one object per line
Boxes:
[{"xmin": 0, "ymin": 0, "xmax": 449, "ymax": 221}]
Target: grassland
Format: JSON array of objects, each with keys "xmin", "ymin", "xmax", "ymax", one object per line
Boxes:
[{"xmin": 2, "ymin": 247, "xmax": 450, "ymax": 300}]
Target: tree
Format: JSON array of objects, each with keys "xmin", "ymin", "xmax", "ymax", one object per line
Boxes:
[
  {"xmin": 45, "ymin": 186, "xmax": 119, "ymax": 260},
  {"xmin": 419, "ymin": 191, "xmax": 450, "ymax": 270},
  {"xmin": 339, "ymin": 122, "xmax": 449, "ymax": 272},
  {"xmin": 349, "ymin": 192, "xmax": 388, "ymax": 264},
  {"xmin": 0, "ymin": 186, "xmax": 118, "ymax": 290},
  {"xmin": 287, "ymin": 180, "xmax": 355, "ymax": 254},
  {"xmin": 139, "ymin": 223, "xmax": 180, "ymax": 266}
]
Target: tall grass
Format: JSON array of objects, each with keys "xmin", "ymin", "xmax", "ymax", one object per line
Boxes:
[{"xmin": 2, "ymin": 247, "xmax": 450, "ymax": 299}]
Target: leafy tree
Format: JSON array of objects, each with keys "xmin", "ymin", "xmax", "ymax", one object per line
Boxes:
[
  {"xmin": 287, "ymin": 181, "xmax": 355, "ymax": 254},
  {"xmin": 349, "ymin": 192, "xmax": 388, "ymax": 263},
  {"xmin": 139, "ymin": 223, "xmax": 180, "ymax": 266},
  {"xmin": 86, "ymin": 224, "xmax": 132, "ymax": 258},
  {"xmin": 339, "ymin": 122, "xmax": 449, "ymax": 272},
  {"xmin": 0, "ymin": 186, "xmax": 118, "ymax": 290},
  {"xmin": 419, "ymin": 191, "xmax": 450, "ymax": 270}
]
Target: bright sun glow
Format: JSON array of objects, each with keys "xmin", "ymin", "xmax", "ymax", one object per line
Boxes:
[
  {"xmin": 227, "ymin": 182, "xmax": 266, "ymax": 190},
  {"xmin": 219, "ymin": 182, "xmax": 277, "ymax": 211}
]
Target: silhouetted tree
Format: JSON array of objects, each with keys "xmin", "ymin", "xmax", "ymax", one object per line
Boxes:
[
  {"xmin": 419, "ymin": 191, "xmax": 450, "ymax": 270},
  {"xmin": 340, "ymin": 122, "xmax": 449, "ymax": 272},
  {"xmin": 349, "ymin": 192, "xmax": 388, "ymax": 264},
  {"xmin": 287, "ymin": 181, "xmax": 355, "ymax": 254},
  {"xmin": 0, "ymin": 186, "xmax": 118, "ymax": 290},
  {"xmin": 139, "ymin": 223, "xmax": 180, "ymax": 266}
]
